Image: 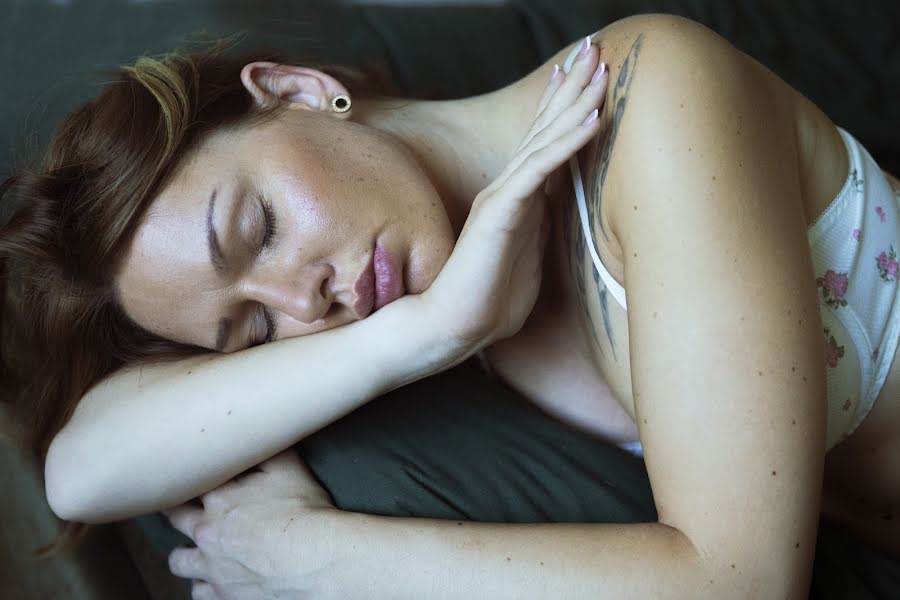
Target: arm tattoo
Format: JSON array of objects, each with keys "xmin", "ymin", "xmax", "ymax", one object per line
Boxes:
[
  {"xmin": 562, "ymin": 201, "xmax": 607, "ymax": 356},
  {"xmin": 589, "ymin": 33, "xmax": 643, "ymax": 243},
  {"xmin": 594, "ymin": 265, "xmax": 616, "ymax": 357},
  {"xmin": 563, "ymin": 34, "xmax": 644, "ymax": 362}
]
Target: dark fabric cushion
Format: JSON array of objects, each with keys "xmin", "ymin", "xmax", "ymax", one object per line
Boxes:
[
  {"xmin": 135, "ymin": 358, "xmax": 660, "ymax": 600},
  {"xmin": 138, "ymin": 358, "xmax": 900, "ymax": 600},
  {"xmin": 302, "ymin": 359, "xmax": 656, "ymax": 524}
]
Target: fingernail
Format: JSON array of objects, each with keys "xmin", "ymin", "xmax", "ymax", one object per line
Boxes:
[
  {"xmin": 591, "ymin": 62, "xmax": 606, "ymax": 84},
  {"xmin": 582, "ymin": 109, "xmax": 599, "ymax": 126},
  {"xmin": 549, "ymin": 63, "xmax": 560, "ymax": 84},
  {"xmin": 578, "ymin": 36, "xmax": 592, "ymax": 58}
]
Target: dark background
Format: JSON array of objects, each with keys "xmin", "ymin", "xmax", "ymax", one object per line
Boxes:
[{"xmin": 2, "ymin": 0, "xmax": 899, "ymax": 176}]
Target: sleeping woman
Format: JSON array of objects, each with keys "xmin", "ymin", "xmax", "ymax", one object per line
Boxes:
[{"xmin": 2, "ymin": 12, "xmax": 898, "ymax": 598}]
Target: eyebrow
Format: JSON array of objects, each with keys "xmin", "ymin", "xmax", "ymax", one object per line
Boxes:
[{"xmin": 207, "ymin": 187, "xmax": 231, "ymax": 351}]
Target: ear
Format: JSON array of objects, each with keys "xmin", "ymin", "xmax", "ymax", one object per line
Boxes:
[{"xmin": 240, "ymin": 62, "xmax": 352, "ymax": 116}]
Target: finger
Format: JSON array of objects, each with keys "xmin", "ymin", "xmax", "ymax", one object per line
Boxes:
[
  {"xmin": 494, "ymin": 74, "xmax": 606, "ymax": 193},
  {"xmin": 518, "ymin": 40, "xmax": 600, "ymax": 153},
  {"xmin": 169, "ymin": 546, "xmax": 208, "ymax": 580},
  {"xmin": 489, "ymin": 113, "xmax": 601, "ymax": 225},
  {"xmin": 518, "ymin": 68, "xmax": 606, "ymax": 166},
  {"xmin": 191, "ymin": 581, "xmax": 216, "ymax": 600},
  {"xmin": 164, "ymin": 504, "xmax": 204, "ymax": 540},
  {"xmin": 532, "ymin": 39, "xmax": 600, "ymax": 131},
  {"xmin": 535, "ymin": 63, "xmax": 564, "ymax": 115}
]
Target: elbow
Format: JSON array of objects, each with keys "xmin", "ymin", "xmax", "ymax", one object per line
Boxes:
[
  {"xmin": 697, "ymin": 556, "xmax": 811, "ymax": 600},
  {"xmin": 729, "ymin": 576, "xmax": 808, "ymax": 600},
  {"xmin": 681, "ymin": 532, "xmax": 811, "ymax": 600},
  {"xmin": 44, "ymin": 432, "xmax": 101, "ymax": 524},
  {"xmin": 44, "ymin": 434, "xmax": 79, "ymax": 521}
]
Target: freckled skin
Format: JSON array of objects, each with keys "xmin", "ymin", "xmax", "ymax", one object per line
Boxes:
[{"xmin": 117, "ymin": 111, "xmax": 456, "ymax": 351}]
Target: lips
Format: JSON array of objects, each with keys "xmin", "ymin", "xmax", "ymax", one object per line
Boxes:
[
  {"xmin": 353, "ymin": 243, "xmax": 404, "ymax": 318},
  {"xmin": 374, "ymin": 243, "xmax": 404, "ymax": 310}
]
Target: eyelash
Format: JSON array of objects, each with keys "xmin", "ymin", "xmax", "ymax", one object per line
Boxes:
[
  {"xmin": 259, "ymin": 195, "xmax": 277, "ymax": 250},
  {"xmin": 262, "ymin": 305, "xmax": 277, "ymax": 344},
  {"xmin": 257, "ymin": 194, "xmax": 278, "ymax": 344}
]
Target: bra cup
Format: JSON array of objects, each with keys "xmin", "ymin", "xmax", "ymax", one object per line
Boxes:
[{"xmin": 818, "ymin": 305, "xmax": 866, "ymax": 449}]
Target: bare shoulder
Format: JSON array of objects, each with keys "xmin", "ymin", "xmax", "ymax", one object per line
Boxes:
[
  {"xmin": 568, "ymin": 16, "xmax": 824, "ymax": 586},
  {"xmin": 587, "ymin": 15, "xmax": 799, "ymax": 233},
  {"xmin": 503, "ymin": 13, "xmax": 784, "ymax": 121},
  {"xmin": 501, "ymin": 13, "xmax": 800, "ymax": 245}
]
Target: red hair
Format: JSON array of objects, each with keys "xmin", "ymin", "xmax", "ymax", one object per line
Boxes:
[{"xmin": 0, "ymin": 34, "xmax": 398, "ymax": 556}]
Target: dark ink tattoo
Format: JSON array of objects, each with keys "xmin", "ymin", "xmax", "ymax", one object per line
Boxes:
[
  {"xmin": 563, "ymin": 34, "xmax": 644, "ymax": 362},
  {"xmin": 588, "ymin": 34, "xmax": 643, "ymax": 244},
  {"xmin": 562, "ymin": 194, "xmax": 605, "ymax": 355},
  {"xmin": 593, "ymin": 265, "xmax": 617, "ymax": 356}
]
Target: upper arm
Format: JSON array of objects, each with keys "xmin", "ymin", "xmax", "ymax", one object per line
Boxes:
[{"xmin": 600, "ymin": 15, "xmax": 825, "ymax": 593}]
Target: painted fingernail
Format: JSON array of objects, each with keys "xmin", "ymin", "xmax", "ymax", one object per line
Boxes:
[
  {"xmin": 591, "ymin": 62, "xmax": 607, "ymax": 84},
  {"xmin": 578, "ymin": 36, "xmax": 592, "ymax": 58},
  {"xmin": 549, "ymin": 63, "xmax": 560, "ymax": 85},
  {"xmin": 582, "ymin": 109, "xmax": 599, "ymax": 126}
]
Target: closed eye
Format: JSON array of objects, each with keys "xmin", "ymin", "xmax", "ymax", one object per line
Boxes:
[
  {"xmin": 259, "ymin": 194, "xmax": 277, "ymax": 250},
  {"xmin": 250, "ymin": 192, "xmax": 278, "ymax": 346}
]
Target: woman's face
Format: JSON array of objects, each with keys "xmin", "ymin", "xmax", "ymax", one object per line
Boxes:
[{"xmin": 116, "ymin": 109, "xmax": 455, "ymax": 352}]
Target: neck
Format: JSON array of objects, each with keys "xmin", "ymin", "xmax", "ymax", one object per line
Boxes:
[{"xmin": 352, "ymin": 94, "xmax": 519, "ymax": 235}]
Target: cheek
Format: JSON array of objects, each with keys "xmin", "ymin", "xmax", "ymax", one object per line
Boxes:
[{"xmin": 277, "ymin": 174, "xmax": 332, "ymax": 232}]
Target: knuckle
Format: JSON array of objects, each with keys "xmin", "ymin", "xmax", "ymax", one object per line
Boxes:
[
  {"xmin": 524, "ymin": 146, "xmax": 551, "ymax": 170},
  {"xmin": 168, "ymin": 548, "xmax": 187, "ymax": 574},
  {"xmin": 195, "ymin": 582, "xmax": 216, "ymax": 600},
  {"xmin": 168, "ymin": 551, "xmax": 180, "ymax": 573},
  {"xmin": 166, "ymin": 513, "xmax": 184, "ymax": 532},
  {"xmin": 194, "ymin": 523, "xmax": 217, "ymax": 548},
  {"xmin": 521, "ymin": 149, "xmax": 543, "ymax": 169},
  {"xmin": 525, "ymin": 128, "xmax": 548, "ymax": 150}
]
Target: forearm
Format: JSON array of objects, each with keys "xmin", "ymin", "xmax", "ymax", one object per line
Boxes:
[
  {"xmin": 322, "ymin": 515, "xmax": 759, "ymax": 600},
  {"xmin": 45, "ymin": 295, "xmax": 462, "ymax": 523}
]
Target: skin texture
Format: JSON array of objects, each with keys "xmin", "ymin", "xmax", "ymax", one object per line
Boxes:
[
  {"xmin": 563, "ymin": 34, "xmax": 644, "ymax": 362},
  {"xmin": 126, "ymin": 13, "xmax": 899, "ymax": 599},
  {"xmin": 45, "ymin": 47, "xmax": 607, "ymax": 525},
  {"xmin": 117, "ymin": 64, "xmax": 471, "ymax": 352}
]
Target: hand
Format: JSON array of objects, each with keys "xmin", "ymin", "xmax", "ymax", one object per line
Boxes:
[
  {"xmin": 164, "ymin": 450, "xmax": 338, "ymax": 600},
  {"xmin": 421, "ymin": 41, "xmax": 608, "ymax": 351}
]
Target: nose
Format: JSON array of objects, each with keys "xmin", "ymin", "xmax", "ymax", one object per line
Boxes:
[{"xmin": 249, "ymin": 261, "xmax": 336, "ymax": 324}]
